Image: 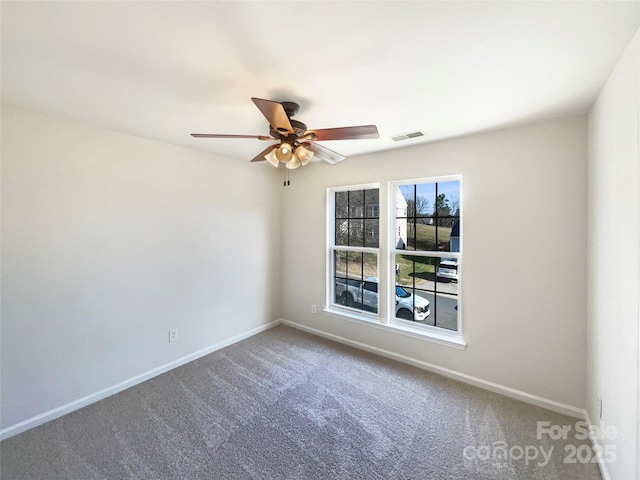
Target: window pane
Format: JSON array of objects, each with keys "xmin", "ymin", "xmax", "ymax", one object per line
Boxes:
[
  {"xmin": 415, "ymin": 218, "xmax": 438, "ymax": 251},
  {"xmin": 415, "ymin": 183, "xmax": 435, "ymax": 217},
  {"xmin": 394, "ymin": 254, "xmax": 458, "ymax": 330},
  {"xmin": 333, "ymin": 251, "xmax": 378, "ymax": 314},
  {"xmin": 347, "ymin": 251, "xmax": 363, "ymax": 280},
  {"xmin": 434, "ymin": 258, "xmax": 458, "ymax": 330},
  {"xmin": 349, "ymin": 190, "xmax": 365, "ymax": 218},
  {"xmin": 335, "ymin": 191, "xmax": 348, "ymax": 218},
  {"xmin": 363, "ymin": 280, "xmax": 378, "ymax": 293},
  {"xmin": 394, "ymin": 217, "xmax": 408, "ymax": 250},
  {"xmin": 405, "ymin": 219, "xmax": 416, "ymax": 250},
  {"xmin": 437, "ymin": 180, "xmax": 461, "ymax": 217},
  {"xmin": 397, "ymin": 185, "xmax": 414, "ymax": 216},
  {"xmin": 393, "ymin": 285, "xmax": 432, "ymax": 323},
  {"xmin": 395, "ymin": 254, "xmax": 414, "ymax": 289},
  {"xmin": 450, "ymin": 219, "xmax": 461, "ymax": 253},
  {"xmin": 348, "ymin": 219, "xmax": 364, "ymax": 247},
  {"xmin": 395, "ymin": 285, "xmax": 416, "ymax": 321},
  {"xmin": 365, "ymin": 189, "xmax": 379, "ymax": 218},
  {"xmin": 334, "ymin": 250, "xmax": 348, "ymax": 279},
  {"xmin": 396, "ymin": 255, "xmax": 437, "ymax": 286},
  {"xmin": 335, "ymin": 219, "xmax": 348, "ymax": 246},
  {"xmin": 434, "ymin": 292, "xmax": 458, "ymax": 331},
  {"xmin": 436, "ymin": 221, "xmax": 451, "ymax": 251},
  {"xmin": 398, "ymin": 288, "xmax": 433, "ymax": 323},
  {"xmin": 334, "ymin": 250, "xmax": 347, "ymax": 305},
  {"xmin": 335, "ymin": 277, "xmax": 360, "ymax": 307},
  {"xmin": 364, "ymin": 219, "xmax": 379, "ymax": 248},
  {"xmin": 396, "ymin": 180, "xmax": 461, "ymax": 253},
  {"xmin": 362, "ymin": 252, "xmax": 378, "ymax": 279},
  {"xmin": 362, "ymin": 252, "xmax": 378, "ymax": 313}
]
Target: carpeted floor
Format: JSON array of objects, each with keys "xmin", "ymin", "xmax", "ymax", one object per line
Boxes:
[{"xmin": 1, "ymin": 325, "xmax": 601, "ymax": 479}]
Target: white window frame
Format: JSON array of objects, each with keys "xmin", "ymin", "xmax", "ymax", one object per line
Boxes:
[
  {"xmin": 325, "ymin": 178, "xmax": 466, "ymax": 350},
  {"xmin": 388, "ymin": 175, "xmax": 464, "ymax": 347},
  {"xmin": 326, "ymin": 183, "xmax": 381, "ymax": 323}
]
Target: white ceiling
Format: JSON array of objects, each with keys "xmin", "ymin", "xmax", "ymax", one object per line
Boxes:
[{"xmin": 2, "ymin": 1, "xmax": 638, "ymax": 163}]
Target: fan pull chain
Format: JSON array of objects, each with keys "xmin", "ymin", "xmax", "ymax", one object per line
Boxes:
[{"xmin": 283, "ymin": 167, "xmax": 291, "ymax": 187}]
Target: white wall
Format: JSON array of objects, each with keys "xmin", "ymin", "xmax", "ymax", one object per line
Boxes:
[
  {"xmin": 0, "ymin": 105, "xmax": 282, "ymax": 430},
  {"xmin": 587, "ymin": 30, "xmax": 639, "ymax": 480},
  {"xmin": 281, "ymin": 116, "xmax": 588, "ymax": 409}
]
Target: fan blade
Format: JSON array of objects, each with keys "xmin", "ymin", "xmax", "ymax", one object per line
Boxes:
[
  {"xmin": 250, "ymin": 144, "xmax": 278, "ymax": 163},
  {"xmin": 303, "ymin": 125, "xmax": 379, "ymax": 141},
  {"xmin": 306, "ymin": 143, "xmax": 346, "ymax": 165},
  {"xmin": 251, "ymin": 97, "xmax": 294, "ymax": 135},
  {"xmin": 191, "ymin": 133, "xmax": 273, "ymax": 140}
]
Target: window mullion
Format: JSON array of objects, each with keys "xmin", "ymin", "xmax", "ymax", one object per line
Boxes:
[
  {"xmin": 435, "ymin": 181, "xmax": 438, "ymax": 249},
  {"xmin": 333, "ymin": 246, "xmax": 380, "ymax": 254}
]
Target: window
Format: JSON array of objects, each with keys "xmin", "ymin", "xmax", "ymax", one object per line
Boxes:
[
  {"xmin": 330, "ymin": 186, "xmax": 379, "ymax": 316},
  {"xmin": 393, "ymin": 178, "xmax": 461, "ymax": 332},
  {"xmin": 327, "ymin": 176, "xmax": 463, "ymax": 347}
]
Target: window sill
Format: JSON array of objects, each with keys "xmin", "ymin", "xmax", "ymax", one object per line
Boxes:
[{"xmin": 323, "ymin": 307, "xmax": 467, "ymax": 350}]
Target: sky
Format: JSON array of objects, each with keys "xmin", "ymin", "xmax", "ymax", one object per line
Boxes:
[{"xmin": 399, "ymin": 180, "xmax": 460, "ymax": 214}]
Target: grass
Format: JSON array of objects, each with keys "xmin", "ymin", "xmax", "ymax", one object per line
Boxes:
[
  {"xmin": 396, "ymin": 256, "xmax": 436, "ymax": 287},
  {"xmin": 396, "ymin": 224, "xmax": 452, "ymax": 286},
  {"xmin": 405, "ymin": 223, "xmax": 452, "ymax": 251},
  {"xmin": 335, "ymin": 252, "xmax": 378, "ymax": 280},
  {"xmin": 335, "ymin": 224, "xmax": 453, "ymax": 285}
]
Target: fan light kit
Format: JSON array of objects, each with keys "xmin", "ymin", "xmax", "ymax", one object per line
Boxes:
[{"xmin": 191, "ymin": 97, "xmax": 379, "ymax": 174}]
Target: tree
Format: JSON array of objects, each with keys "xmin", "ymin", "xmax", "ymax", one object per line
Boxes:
[
  {"xmin": 406, "ymin": 197, "xmax": 431, "ymax": 217},
  {"xmin": 436, "ymin": 193, "xmax": 451, "ymax": 216},
  {"xmin": 449, "ymin": 198, "xmax": 460, "ymax": 217},
  {"xmin": 436, "ymin": 193, "xmax": 453, "ymax": 227}
]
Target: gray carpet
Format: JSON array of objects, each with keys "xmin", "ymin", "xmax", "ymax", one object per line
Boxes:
[{"xmin": 1, "ymin": 325, "xmax": 601, "ymax": 479}]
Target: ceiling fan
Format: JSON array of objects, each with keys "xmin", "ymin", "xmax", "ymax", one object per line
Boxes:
[{"xmin": 191, "ymin": 97, "xmax": 379, "ymax": 169}]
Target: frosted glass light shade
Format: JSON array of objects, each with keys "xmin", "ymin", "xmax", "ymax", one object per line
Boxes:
[
  {"xmin": 264, "ymin": 149, "xmax": 279, "ymax": 167},
  {"xmin": 275, "ymin": 143, "xmax": 293, "ymax": 162},
  {"xmin": 294, "ymin": 144, "xmax": 314, "ymax": 166},
  {"xmin": 286, "ymin": 157, "xmax": 301, "ymax": 169}
]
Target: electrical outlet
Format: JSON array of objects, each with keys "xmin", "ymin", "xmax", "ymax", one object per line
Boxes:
[
  {"xmin": 311, "ymin": 304, "xmax": 316, "ymax": 314},
  {"xmin": 169, "ymin": 329, "xmax": 178, "ymax": 343}
]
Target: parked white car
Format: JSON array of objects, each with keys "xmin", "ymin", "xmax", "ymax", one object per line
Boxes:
[
  {"xmin": 436, "ymin": 258, "xmax": 458, "ymax": 282},
  {"xmin": 335, "ymin": 276, "xmax": 430, "ymax": 321}
]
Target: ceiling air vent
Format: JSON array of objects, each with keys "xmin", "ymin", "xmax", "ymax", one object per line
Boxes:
[{"xmin": 391, "ymin": 130, "xmax": 425, "ymax": 142}]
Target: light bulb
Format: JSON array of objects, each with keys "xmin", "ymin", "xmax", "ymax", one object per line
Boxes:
[{"xmin": 275, "ymin": 143, "xmax": 293, "ymax": 162}]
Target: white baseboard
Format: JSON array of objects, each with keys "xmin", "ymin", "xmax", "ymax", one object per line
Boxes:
[
  {"xmin": 279, "ymin": 318, "xmax": 586, "ymax": 419},
  {"xmin": 0, "ymin": 320, "xmax": 280, "ymax": 441},
  {"xmin": 1, "ymin": 318, "xmax": 588, "ymax": 442},
  {"xmin": 583, "ymin": 410, "xmax": 612, "ymax": 480}
]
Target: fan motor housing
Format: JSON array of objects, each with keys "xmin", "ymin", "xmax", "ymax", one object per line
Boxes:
[{"xmin": 270, "ymin": 118, "xmax": 307, "ymax": 140}]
